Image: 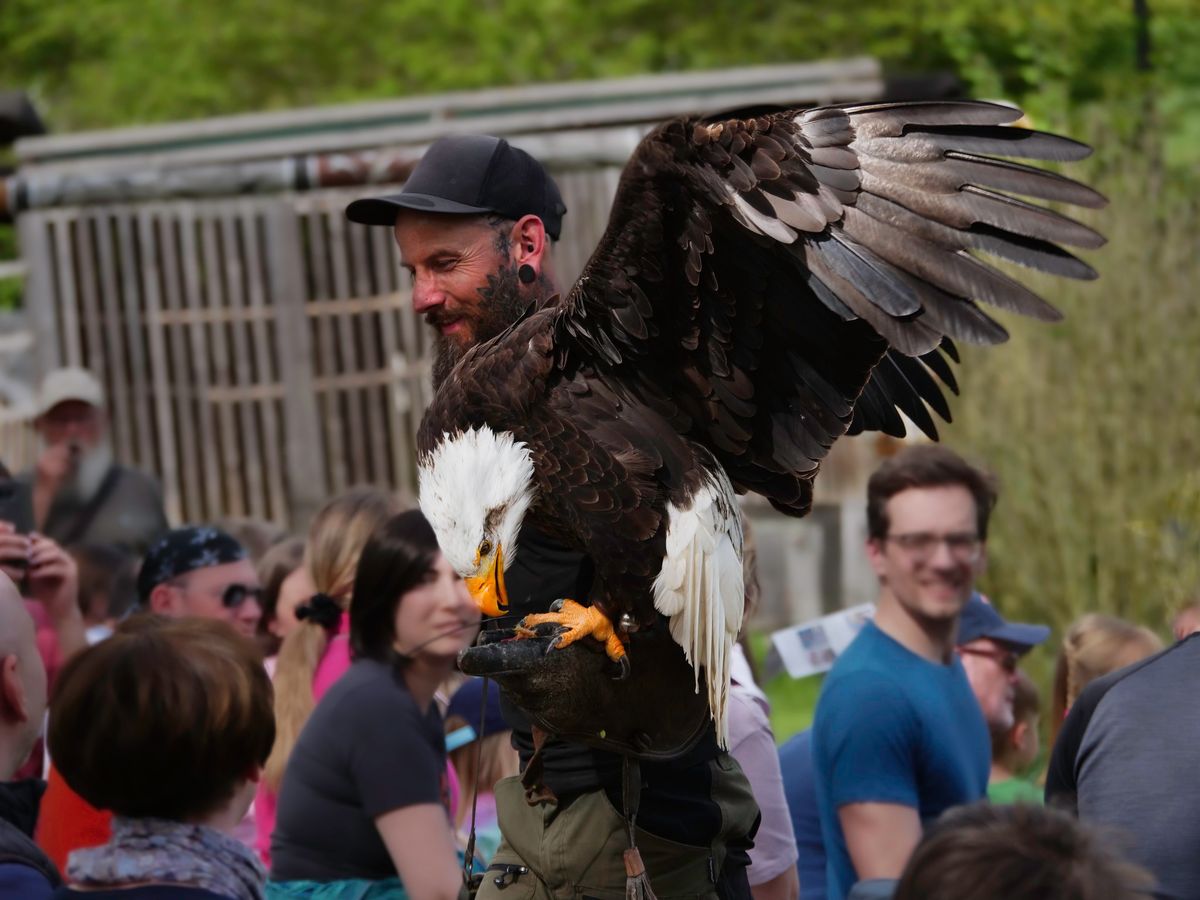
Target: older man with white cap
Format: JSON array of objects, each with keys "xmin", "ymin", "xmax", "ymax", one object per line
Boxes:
[{"xmin": 12, "ymin": 367, "xmax": 167, "ymax": 555}]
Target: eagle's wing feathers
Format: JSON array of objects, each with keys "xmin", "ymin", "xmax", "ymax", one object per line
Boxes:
[{"xmin": 559, "ymin": 100, "xmax": 1103, "ymax": 512}]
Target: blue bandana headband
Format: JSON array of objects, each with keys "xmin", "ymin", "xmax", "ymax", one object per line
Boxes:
[{"xmin": 137, "ymin": 526, "xmax": 247, "ymax": 604}]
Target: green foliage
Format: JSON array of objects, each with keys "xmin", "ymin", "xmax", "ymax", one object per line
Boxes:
[
  {"xmin": 0, "ymin": 224, "xmax": 18, "ymax": 309},
  {"xmin": 764, "ymin": 670, "xmax": 824, "ymax": 745},
  {"xmin": 746, "ymin": 632, "xmax": 823, "ymax": 743},
  {"xmin": 1, "ymin": 0, "xmax": 1196, "ymax": 148}
]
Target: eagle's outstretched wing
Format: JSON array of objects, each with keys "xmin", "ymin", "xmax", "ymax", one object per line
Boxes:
[{"xmin": 557, "ymin": 100, "xmax": 1104, "ymax": 514}]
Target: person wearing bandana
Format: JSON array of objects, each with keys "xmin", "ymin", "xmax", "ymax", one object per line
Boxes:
[{"xmin": 138, "ymin": 526, "xmax": 263, "ymax": 639}]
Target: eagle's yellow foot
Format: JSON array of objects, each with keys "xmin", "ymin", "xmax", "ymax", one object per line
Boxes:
[{"xmin": 520, "ymin": 599, "xmax": 630, "ymax": 679}]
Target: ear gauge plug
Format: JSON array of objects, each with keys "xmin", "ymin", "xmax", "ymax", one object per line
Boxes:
[{"xmin": 518, "ymin": 264, "xmax": 537, "ymax": 284}]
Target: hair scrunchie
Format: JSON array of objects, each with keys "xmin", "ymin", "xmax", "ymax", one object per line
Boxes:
[{"xmin": 295, "ymin": 592, "xmax": 342, "ymax": 630}]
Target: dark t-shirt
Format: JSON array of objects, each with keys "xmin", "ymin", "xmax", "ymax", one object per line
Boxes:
[
  {"xmin": 14, "ymin": 465, "xmax": 169, "ymax": 555},
  {"xmin": 270, "ymin": 659, "xmax": 447, "ymax": 882},
  {"xmin": 1045, "ymin": 634, "xmax": 1200, "ymax": 899},
  {"xmin": 0, "ymin": 778, "xmax": 59, "ymax": 900},
  {"xmin": 500, "ymin": 525, "xmax": 725, "ymax": 846}
]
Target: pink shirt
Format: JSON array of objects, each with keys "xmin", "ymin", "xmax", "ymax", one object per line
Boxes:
[
  {"xmin": 14, "ymin": 602, "xmax": 60, "ymax": 780},
  {"xmin": 255, "ymin": 612, "xmax": 353, "ymax": 866}
]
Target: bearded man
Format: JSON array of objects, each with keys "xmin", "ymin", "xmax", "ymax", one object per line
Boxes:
[
  {"xmin": 348, "ymin": 135, "xmax": 761, "ymax": 900},
  {"xmin": 14, "ymin": 368, "xmax": 168, "ymax": 555}
]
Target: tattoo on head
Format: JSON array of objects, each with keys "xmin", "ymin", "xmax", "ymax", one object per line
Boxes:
[{"xmin": 486, "ymin": 214, "xmax": 514, "ymax": 257}]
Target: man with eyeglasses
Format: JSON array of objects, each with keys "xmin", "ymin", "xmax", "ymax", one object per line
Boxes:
[
  {"xmin": 138, "ymin": 526, "xmax": 262, "ymax": 638},
  {"xmin": 812, "ymin": 445, "xmax": 998, "ymax": 900},
  {"xmin": 954, "ymin": 594, "xmax": 1049, "ymax": 736}
]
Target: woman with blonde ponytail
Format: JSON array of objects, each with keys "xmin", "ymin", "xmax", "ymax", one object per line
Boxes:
[
  {"xmin": 1049, "ymin": 613, "xmax": 1162, "ymax": 750},
  {"xmin": 254, "ymin": 487, "xmax": 401, "ymax": 864}
]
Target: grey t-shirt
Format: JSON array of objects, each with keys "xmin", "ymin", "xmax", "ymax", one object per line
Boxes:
[
  {"xmin": 14, "ymin": 465, "xmax": 168, "ymax": 555},
  {"xmin": 1045, "ymin": 633, "xmax": 1200, "ymax": 900},
  {"xmin": 270, "ymin": 658, "xmax": 448, "ymax": 882}
]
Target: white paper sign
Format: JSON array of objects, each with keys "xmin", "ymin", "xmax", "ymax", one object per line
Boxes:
[{"xmin": 770, "ymin": 603, "xmax": 877, "ymax": 679}]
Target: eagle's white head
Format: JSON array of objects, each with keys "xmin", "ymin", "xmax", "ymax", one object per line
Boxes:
[{"xmin": 418, "ymin": 425, "xmax": 537, "ymax": 617}]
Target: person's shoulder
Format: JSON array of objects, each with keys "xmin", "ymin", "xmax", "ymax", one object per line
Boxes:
[
  {"xmin": 111, "ymin": 464, "xmax": 164, "ymax": 495},
  {"xmin": 826, "ymin": 622, "xmax": 903, "ymax": 675},
  {"xmin": 728, "ymin": 683, "xmax": 771, "ymax": 736},
  {"xmin": 322, "ymin": 660, "xmax": 419, "ymax": 717},
  {"xmin": 821, "ymin": 636, "xmax": 910, "ymax": 700},
  {"xmin": 778, "ymin": 728, "xmax": 812, "ymax": 767},
  {"xmin": 814, "ymin": 665, "xmax": 915, "ymax": 747},
  {"xmin": 1075, "ymin": 635, "xmax": 1190, "ymax": 713},
  {"xmin": 0, "ymin": 860, "xmax": 56, "ymax": 900}
]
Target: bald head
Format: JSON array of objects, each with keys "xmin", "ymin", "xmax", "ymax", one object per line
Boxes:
[
  {"xmin": 0, "ymin": 573, "xmax": 47, "ymax": 778},
  {"xmin": 0, "ymin": 575, "xmax": 32, "ymax": 653}
]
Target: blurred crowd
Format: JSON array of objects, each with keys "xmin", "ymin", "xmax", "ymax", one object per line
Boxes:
[
  {"xmin": 3, "ymin": 132, "xmax": 1197, "ymax": 900},
  {"xmin": 2, "ymin": 367, "xmax": 1193, "ymax": 900}
]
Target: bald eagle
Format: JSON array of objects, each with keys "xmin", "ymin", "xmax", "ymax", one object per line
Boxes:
[{"xmin": 417, "ymin": 101, "xmax": 1104, "ymax": 746}]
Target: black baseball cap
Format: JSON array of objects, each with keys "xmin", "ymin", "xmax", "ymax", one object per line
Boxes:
[
  {"xmin": 345, "ymin": 134, "xmax": 567, "ymax": 240},
  {"xmin": 956, "ymin": 593, "xmax": 1050, "ymax": 653}
]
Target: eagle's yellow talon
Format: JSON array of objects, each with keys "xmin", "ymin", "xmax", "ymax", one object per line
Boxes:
[{"xmin": 519, "ymin": 599, "xmax": 627, "ymax": 664}]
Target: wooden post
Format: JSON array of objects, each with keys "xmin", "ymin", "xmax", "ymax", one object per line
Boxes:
[{"xmin": 267, "ymin": 199, "xmax": 327, "ymax": 529}]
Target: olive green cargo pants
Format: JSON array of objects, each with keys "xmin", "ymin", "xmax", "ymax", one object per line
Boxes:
[{"xmin": 475, "ymin": 755, "xmax": 758, "ymax": 900}]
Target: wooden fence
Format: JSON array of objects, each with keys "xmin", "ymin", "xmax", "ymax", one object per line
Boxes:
[{"xmin": 14, "ymin": 163, "xmax": 628, "ymax": 528}]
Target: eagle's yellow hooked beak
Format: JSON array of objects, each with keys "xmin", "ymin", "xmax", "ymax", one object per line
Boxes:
[{"xmin": 465, "ymin": 544, "xmax": 508, "ymax": 617}]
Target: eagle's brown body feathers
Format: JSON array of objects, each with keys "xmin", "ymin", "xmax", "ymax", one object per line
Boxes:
[{"xmin": 418, "ymin": 100, "xmax": 1103, "ymax": 741}]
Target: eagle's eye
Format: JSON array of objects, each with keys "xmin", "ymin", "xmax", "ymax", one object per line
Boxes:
[{"xmin": 479, "ymin": 539, "xmax": 493, "ymax": 558}]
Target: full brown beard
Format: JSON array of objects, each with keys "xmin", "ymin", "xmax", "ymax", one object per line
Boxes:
[{"xmin": 431, "ymin": 262, "xmax": 535, "ymax": 389}]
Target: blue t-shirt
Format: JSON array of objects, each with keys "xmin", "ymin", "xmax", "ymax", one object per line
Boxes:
[
  {"xmin": 778, "ymin": 729, "xmax": 827, "ymax": 900},
  {"xmin": 812, "ymin": 621, "xmax": 989, "ymax": 900}
]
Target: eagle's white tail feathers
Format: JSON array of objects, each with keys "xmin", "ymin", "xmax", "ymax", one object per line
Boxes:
[{"xmin": 651, "ymin": 471, "xmax": 744, "ymax": 748}]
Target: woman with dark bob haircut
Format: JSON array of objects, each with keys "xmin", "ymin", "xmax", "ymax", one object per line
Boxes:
[
  {"xmin": 48, "ymin": 615, "xmax": 274, "ymax": 900},
  {"xmin": 268, "ymin": 510, "xmax": 479, "ymax": 900}
]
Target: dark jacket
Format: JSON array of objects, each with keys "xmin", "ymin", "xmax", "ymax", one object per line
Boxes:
[{"xmin": 0, "ymin": 779, "xmax": 61, "ymax": 899}]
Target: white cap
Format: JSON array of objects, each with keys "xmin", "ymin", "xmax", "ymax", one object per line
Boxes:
[{"xmin": 36, "ymin": 367, "xmax": 105, "ymax": 417}]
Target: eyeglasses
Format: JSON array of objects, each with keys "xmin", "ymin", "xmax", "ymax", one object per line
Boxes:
[
  {"xmin": 883, "ymin": 531, "xmax": 982, "ymax": 563},
  {"xmin": 169, "ymin": 578, "xmax": 262, "ymax": 609},
  {"xmin": 957, "ymin": 646, "xmax": 1019, "ymax": 673}
]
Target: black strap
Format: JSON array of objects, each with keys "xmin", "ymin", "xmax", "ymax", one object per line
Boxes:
[
  {"xmin": 56, "ymin": 465, "xmax": 122, "ymax": 546},
  {"xmin": 464, "ymin": 676, "xmax": 489, "ymax": 876},
  {"xmin": 461, "ymin": 675, "xmax": 492, "ymax": 898}
]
